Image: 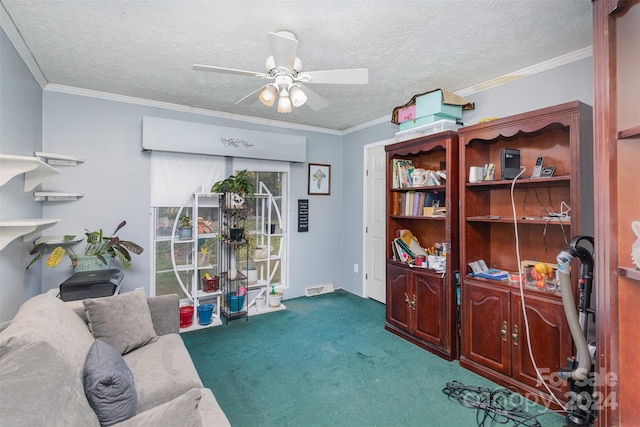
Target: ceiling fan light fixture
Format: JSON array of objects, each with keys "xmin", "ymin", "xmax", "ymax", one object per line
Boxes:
[
  {"xmin": 277, "ymin": 94, "xmax": 292, "ymax": 113},
  {"xmin": 289, "ymin": 84, "xmax": 307, "ymax": 107},
  {"xmin": 259, "ymin": 84, "xmax": 277, "ymax": 107}
]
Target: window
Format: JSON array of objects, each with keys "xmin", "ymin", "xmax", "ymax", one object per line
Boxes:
[{"xmin": 150, "ymin": 154, "xmax": 289, "ymax": 300}]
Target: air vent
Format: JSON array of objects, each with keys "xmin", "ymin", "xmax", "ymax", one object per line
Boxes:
[{"xmin": 305, "ymin": 283, "xmax": 334, "ymax": 297}]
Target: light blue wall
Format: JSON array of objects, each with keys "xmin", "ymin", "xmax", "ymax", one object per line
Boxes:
[
  {"xmin": 340, "ymin": 57, "xmax": 594, "ymax": 296},
  {"xmin": 0, "ymin": 28, "xmax": 44, "ymax": 320},
  {"xmin": 38, "ymin": 92, "xmax": 343, "ymax": 301},
  {"xmin": 0, "ymin": 24, "xmax": 594, "ymax": 321}
]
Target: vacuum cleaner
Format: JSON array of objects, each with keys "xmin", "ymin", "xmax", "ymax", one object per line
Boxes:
[{"xmin": 556, "ymin": 235, "xmax": 596, "ymax": 427}]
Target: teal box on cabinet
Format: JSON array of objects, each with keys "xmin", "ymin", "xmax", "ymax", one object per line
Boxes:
[
  {"xmin": 399, "ymin": 114, "xmax": 458, "ymax": 131},
  {"xmin": 416, "ymin": 90, "xmax": 463, "ymax": 119}
]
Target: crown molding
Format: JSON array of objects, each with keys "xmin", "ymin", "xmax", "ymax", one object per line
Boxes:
[
  {"xmin": 455, "ymin": 46, "xmax": 593, "ymax": 97},
  {"xmin": 346, "ymin": 46, "xmax": 593, "ymax": 134},
  {"xmin": 34, "ymin": 44, "xmax": 591, "ymax": 138},
  {"xmin": 43, "ymin": 84, "xmax": 343, "ymax": 136}
]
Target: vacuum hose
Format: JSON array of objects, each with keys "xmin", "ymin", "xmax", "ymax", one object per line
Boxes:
[{"xmin": 557, "ymin": 244, "xmax": 592, "ymax": 382}]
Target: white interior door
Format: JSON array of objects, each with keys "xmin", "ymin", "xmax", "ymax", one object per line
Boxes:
[{"xmin": 364, "ymin": 143, "xmax": 388, "ymax": 303}]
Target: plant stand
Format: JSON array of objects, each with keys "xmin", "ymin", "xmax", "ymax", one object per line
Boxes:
[{"xmin": 219, "ymin": 194, "xmax": 249, "ymax": 323}]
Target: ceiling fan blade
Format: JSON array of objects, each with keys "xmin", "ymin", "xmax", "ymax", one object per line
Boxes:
[
  {"xmin": 235, "ymin": 85, "xmax": 268, "ymax": 105},
  {"xmin": 193, "ymin": 64, "xmax": 269, "ymax": 79},
  {"xmin": 300, "ymin": 68, "xmax": 369, "ymax": 85},
  {"xmin": 298, "ymin": 85, "xmax": 330, "ymax": 111},
  {"xmin": 268, "ymin": 31, "xmax": 298, "ymax": 69}
]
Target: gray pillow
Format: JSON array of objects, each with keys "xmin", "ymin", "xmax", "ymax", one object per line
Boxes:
[
  {"xmin": 84, "ymin": 290, "xmax": 158, "ymax": 355},
  {"xmin": 84, "ymin": 339, "xmax": 138, "ymax": 426}
]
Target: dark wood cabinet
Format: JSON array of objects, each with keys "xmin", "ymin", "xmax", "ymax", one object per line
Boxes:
[
  {"xmin": 510, "ymin": 292, "xmax": 572, "ymax": 398},
  {"xmin": 592, "ymin": 1, "xmax": 640, "ymax": 425},
  {"xmin": 386, "ymin": 262, "xmax": 448, "ymax": 351},
  {"xmin": 458, "ymin": 101, "xmax": 593, "ymax": 407},
  {"xmin": 462, "ymin": 280, "xmax": 571, "ymax": 401},
  {"xmin": 461, "ymin": 280, "xmax": 510, "ymax": 375},
  {"xmin": 384, "ymin": 131, "xmax": 459, "ymax": 361}
]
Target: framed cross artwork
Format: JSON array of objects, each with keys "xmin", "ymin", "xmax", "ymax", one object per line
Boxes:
[{"xmin": 308, "ymin": 163, "xmax": 331, "ymax": 195}]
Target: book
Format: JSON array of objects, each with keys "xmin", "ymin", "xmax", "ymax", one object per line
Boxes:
[
  {"xmin": 412, "ymin": 191, "xmax": 421, "ymax": 216},
  {"xmin": 473, "ymin": 268, "xmax": 509, "ymax": 280},
  {"xmin": 468, "ymin": 259, "xmax": 508, "ymax": 280},
  {"xmin": 394, "ymin": 239, "xmax": 413, "ymax": 263}
]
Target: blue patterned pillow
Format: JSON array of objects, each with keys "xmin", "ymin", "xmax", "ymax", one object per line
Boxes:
[{"xmin": 84, "ymin": 339, "xmax": 137, "ymax": 426}]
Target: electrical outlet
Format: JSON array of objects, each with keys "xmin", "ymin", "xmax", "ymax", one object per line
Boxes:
[{"xmin": 353, "ymin": 263, "xmax": 359, "ymax": 273}]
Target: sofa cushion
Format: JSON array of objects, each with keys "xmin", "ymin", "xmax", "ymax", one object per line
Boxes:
[
  {"xmin": 197, "ymin": 388, "xmax": 232, "ymax": 427},
  {"xmin": 84, "ymin": 339, "xmax": 138, "ymax": 426},
  {"xmin": 84, "ymin": 290, "xmax": 158, "ymax": 355},
  {"xmin": 0, "ymin": 293, "xmax": 95, "ymax": 374},
  {"xmin": 0, "ymin": 340, "xmax": 100, "ymax": 427},
  {"xmin": 115, "ymin": 388, "xmax": 203, "ymax": 427},
  {"xmin": 123, "ymin": 334, "xmax": 203, "ymax": 413}
]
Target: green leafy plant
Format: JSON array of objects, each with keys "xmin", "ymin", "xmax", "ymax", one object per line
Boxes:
[
  {"xmin": 179, "ymin": 215, "xmax": 192, "ymax": 227},
  {"xmin": 26, "ymin": 220, "xmax": 144, "ymax": 270},
  {"xmin": 210, "ymin": 169, "xmax": 255, "ymax": 197}
]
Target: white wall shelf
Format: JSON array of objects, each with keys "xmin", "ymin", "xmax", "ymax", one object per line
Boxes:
[
  {"xmin": 0, "ymin": 154, "xmax": 61, "ymax": 191},
  {"xmin": 33, "ymin": 192, "xmax": 84, "ymax": 202},
  {"xmin": 35, "ymin": 235, "xmax": 82, "ymax": 245},
  {"xmin": 0, "ymin": 218, "xmax": 61, "ymax": 251},
  {"xmin": 34, "ymin": 152, "xmax": 85, "ymax": 166}
]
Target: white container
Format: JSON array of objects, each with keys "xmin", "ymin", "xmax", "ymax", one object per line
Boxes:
[
  {"xmin": 255, "ymin": 295, "xmax": 266, "ymax": 311},
  {"xmin": 395, "ymin": 119, "xmax": 462, "ymax": 142},
  {"xmin": 269, "ymin": 291, "xmax": 283, "ymax": 307},
  {"xmin": 241, "ymin": 268, "xmax": 258, "ymax": 283}
]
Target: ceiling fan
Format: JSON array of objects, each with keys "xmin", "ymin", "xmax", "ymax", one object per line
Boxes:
[{"xmin": 193, "ymin": 30, "xmax": 368, "ymax": 113}]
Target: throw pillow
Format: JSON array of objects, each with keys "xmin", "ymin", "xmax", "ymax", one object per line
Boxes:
[
  {"xmin": 84, "ymin": 339, "xmax": 138, "ymax": 426},
  {"xmin": 0, "ymin": 340, "xmax": 100, "ymax": 426},
  {"xmin": 84, "ymin": 289, "xmax": 158, "ymax": 355}
]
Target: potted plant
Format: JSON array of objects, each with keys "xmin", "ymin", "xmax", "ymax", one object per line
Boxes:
[
  {"xmin": 178, "ymin": 215, "xmax": 193, "ymax": 240},
  {"xmin": 269, "ymin": 285, "xmax": 283, "ymax": 307},
  {"xmin": 211, "ymin": 169, "xmax": 255, "ymax": 208},
  {"xmin": 26, "ymin": 220, "xmax": 144, "ymax": 271}
]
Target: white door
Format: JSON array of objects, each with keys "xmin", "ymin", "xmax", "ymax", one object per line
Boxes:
[{"xmin": 364, "ymin": 143, "xmax": 388, "ymax": 303}]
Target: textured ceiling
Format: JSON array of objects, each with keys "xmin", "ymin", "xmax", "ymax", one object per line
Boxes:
[{"xmin": 1, "ymin": 1, "xmax": 593, "ymax": 132}]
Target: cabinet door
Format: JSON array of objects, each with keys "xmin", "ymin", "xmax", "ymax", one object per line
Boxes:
[
  {"xmin": 461, "ymin": 281, "xmax": 511, "ymax": 375},
  {"xmin": 386, "ymin": 262, "xmax": 411, "ymax": 332},
  {"xmin": 510, "ymin": 293, "xmax": 571, "ymax": 397},
  {"xmin": 413, "ymin": 270, "xmax": 447, "ymax": 347}
]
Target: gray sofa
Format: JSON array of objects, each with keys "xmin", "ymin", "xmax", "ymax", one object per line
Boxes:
[{"xmin": 0, "ymin": 290, "xmax": 230, "ymax": 426}]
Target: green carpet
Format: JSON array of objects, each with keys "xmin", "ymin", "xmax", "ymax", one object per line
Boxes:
[{"xmin": 183, "ymin": 290, "xmax": 565, "ymax": 427}]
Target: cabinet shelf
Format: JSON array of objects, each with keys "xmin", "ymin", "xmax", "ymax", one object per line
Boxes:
[
  {"xmin": 390, "ymin": 215, "xmax": 446, "ymax": 220},
  {"xmin": 391, "ymin": 184, "xmax": 446, "ymax": 192},
  {"xmin": 0, "ymin": 218, "xmax": 61, "ymax": 250},
  {"xmin": 465, "ymin": 175, "xmax": 570, "ymax": 189},
  {"xmin": 619, "ymin": 267, "xmax": 640, "ymax": 282},
  {"xmin": 466, "ymin": 215, "xmax": 571, "ymax": 225},
  {"xmin": 0, "ymin": 154, "xmax": 61, "ymax": 191},
  {"xmin": 618, "ymin": 125, "xmax": 640, "ymax": 140}
]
